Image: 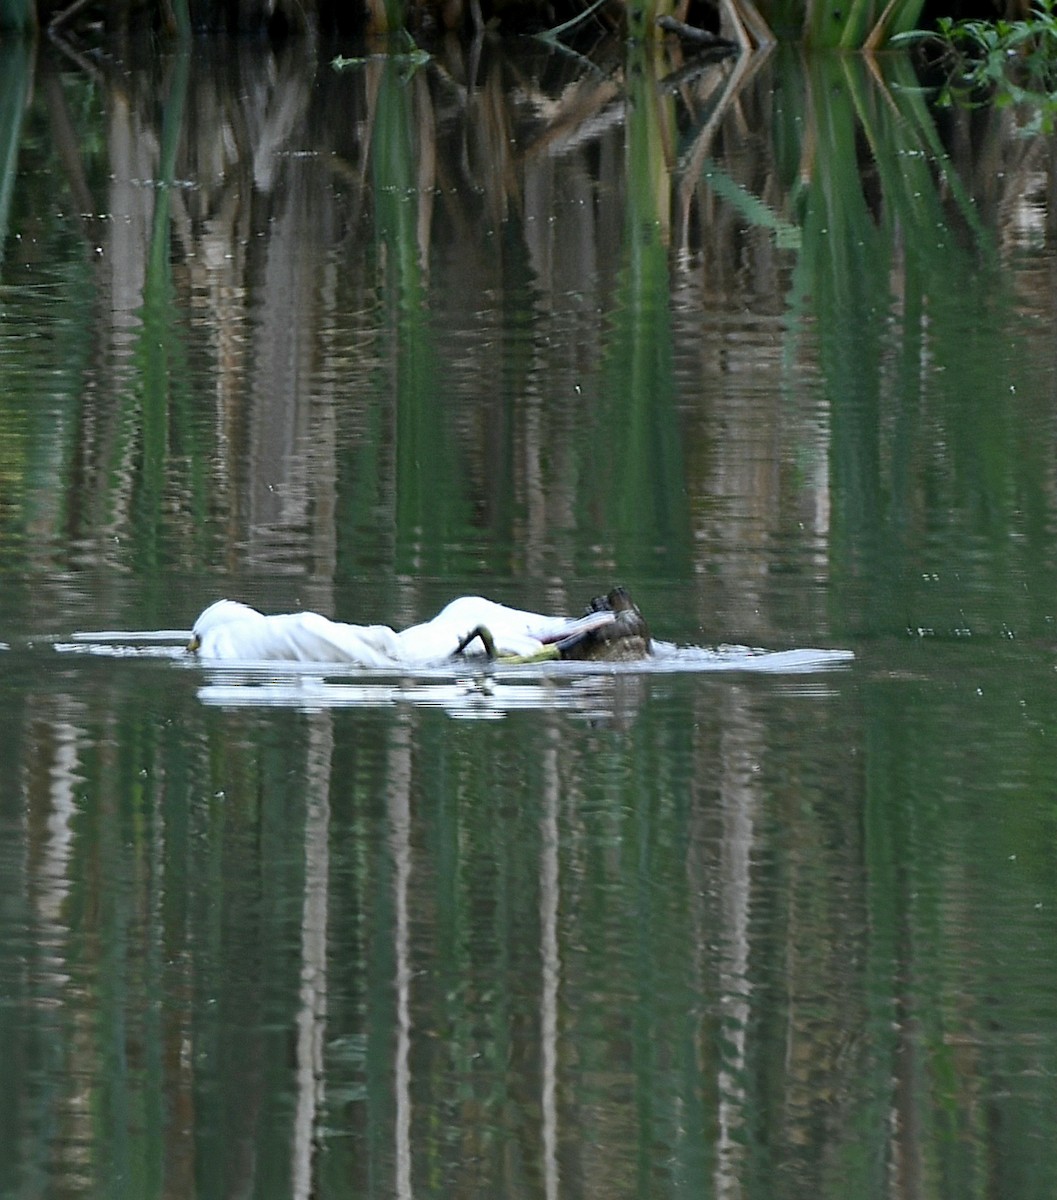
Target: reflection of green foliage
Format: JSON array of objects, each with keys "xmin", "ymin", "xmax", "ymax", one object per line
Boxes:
[
  {"xmin": 10, "ymin": 644, "xmax": 1057, "ymax": 1195},
  {"xmin": 0, "ymin": 47, "xmax": 93, "ymax": 568},
  {"xmin": 700, "ymin": 159, "xmax": 801, "ymax": 248},
  {"xmin": 124, "ymin": 47, "xmax": 210, "ymax": 605},
  {"xmin": 597, "ymin": 45, "xmax": 691, "ymax": 581},
  {"xmin": 0, "ymin": 0, "xmax": 33, "ymax": 31},
  {"xmin": 0, "ymin": 14, "xmax": 27, "ymax": 519},
  {"xmin": 332, "ymin": 35, "xmax": 431, "ymax": 78},
  {"xmin": 0, "ymin": 42, "xmax": 211, "ymax": 594},
  {"xmin": 364, "ymin": 62, "xmax": 472, "ymax": 579},
  {"xmin": 759, "ymin": 0, "xmax": 923, "ymax": 46},
  {"xmin": 766, "ymin": 53, "xmax": 1033, "ymax": 636},
  {"xmin": 0, "ymin": 42, "xmax": 32, "ymax": 270}
]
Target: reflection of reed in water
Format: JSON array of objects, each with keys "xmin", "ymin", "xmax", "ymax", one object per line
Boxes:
[
  {"xmin": 8, "ymin": 32, "xmax": 1057, "ymax": 1200},
  {"xmin": 16, "ymin": 35, "xmax": 1055, "ymax": 646}
]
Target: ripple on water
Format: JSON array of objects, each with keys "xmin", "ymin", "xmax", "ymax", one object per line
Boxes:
[{"xmin": 47, "ymin": 627, "xmax": 855, "ymax": 714}]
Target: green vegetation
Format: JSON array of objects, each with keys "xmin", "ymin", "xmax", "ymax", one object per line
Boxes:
[{"xmin": 897, "ymin": 0, "xmax": 1057, "ymax": 131}]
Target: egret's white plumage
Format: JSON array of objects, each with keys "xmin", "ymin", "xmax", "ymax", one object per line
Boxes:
[{"xmin": 189, "ymin": 596, "xmax": 596, "ymax": 666}]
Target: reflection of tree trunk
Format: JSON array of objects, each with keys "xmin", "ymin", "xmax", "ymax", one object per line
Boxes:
[
  {"xmin": 414, "ymin": 72, "xmax": 436, "ymax": 279},
  {"xmin": 292, "ymin": 713, "xmax": 334, "ymax": 1199},
  {"xmin": 714, "ymin": 692, "xmax": 757, "ymax": 1200},
  {"xmin": 539, "ymin": 728, "xmax": 561, "ymax": 1200},
  {"xmin": 388, "ymin": 717, "xmax": 414, "ymax": 1200},
  {"xmin": 247, "ymin": 163, "xmax": 320, "ymax": 555},
  {"xmin": 674, "ymin": 51, "xmax": 768, "ymax": 251},
  {"xmin": 23, "ymin": 707, "xmax": 105, "ymax": 1183},
  {"xmin": 523, "ymin": 383, "xmax": 546, "ymax": 578},
  {"xmin": 31, "ymin": 719, "xmax": 80, "ymax": 935},
  {"xmin": 84, "ymin": 87, "xmax": 158, "ymax": 545},
  {"xmin": 42, "ymin": 70, "xmax": 99, "ymax": 245},
  {"xmin": 892, "ymin": 1011, "xmax": 925, "ymax": 1200},
  {"xmin": 105, "ymin": 89, "xmax": 157, "ymax": 328}
]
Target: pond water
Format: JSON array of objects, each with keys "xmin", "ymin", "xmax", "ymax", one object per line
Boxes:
[{"xmin": 3, "ymin": 25, "xmax": 1057, "ymax": 1200}]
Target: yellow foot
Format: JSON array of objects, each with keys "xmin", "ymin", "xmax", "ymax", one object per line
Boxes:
[{"xmin": 497, "ymin": 646, "xmax": 561, "ymax": 665}]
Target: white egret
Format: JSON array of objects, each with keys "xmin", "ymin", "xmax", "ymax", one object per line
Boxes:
[{"xmin": 187, "ymin": 594, "xmax": 634, "ymax": 667}]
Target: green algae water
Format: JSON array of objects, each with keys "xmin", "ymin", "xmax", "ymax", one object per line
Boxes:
[{"xmin": 3, "ymin": 31, "xmax": 1057, "ymax": 1200}]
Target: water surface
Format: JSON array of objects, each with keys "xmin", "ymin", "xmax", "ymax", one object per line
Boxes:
[{"xmin": 3, "ymin": 28, "xmax": 1057, "ymax": 1200}]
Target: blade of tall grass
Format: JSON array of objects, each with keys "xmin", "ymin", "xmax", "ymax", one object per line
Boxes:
[
  {"xmin": 803, "ymin": 0, "xmax": 847, "ymax": 47},
  {"xmin": 627, "ymin": 0, "xmax": 678, "ymax": 42},
  {"xmin": 722, "ymin": 0, "xmax": 776, "ymax": 49},
  {"xmin": 862, "ymin": 0, "xmax": 926, "ymax": 48},
  {"xmin": 837, "ymin": 0, "xmax": 881, "ymax": 48},
  {"xmin": 535, "ymin": 0, "xmax": 611, "ymax": 43},
  {"xmin": 778, "ymin": 0, "xmax": 922, "ymax": 44}
]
